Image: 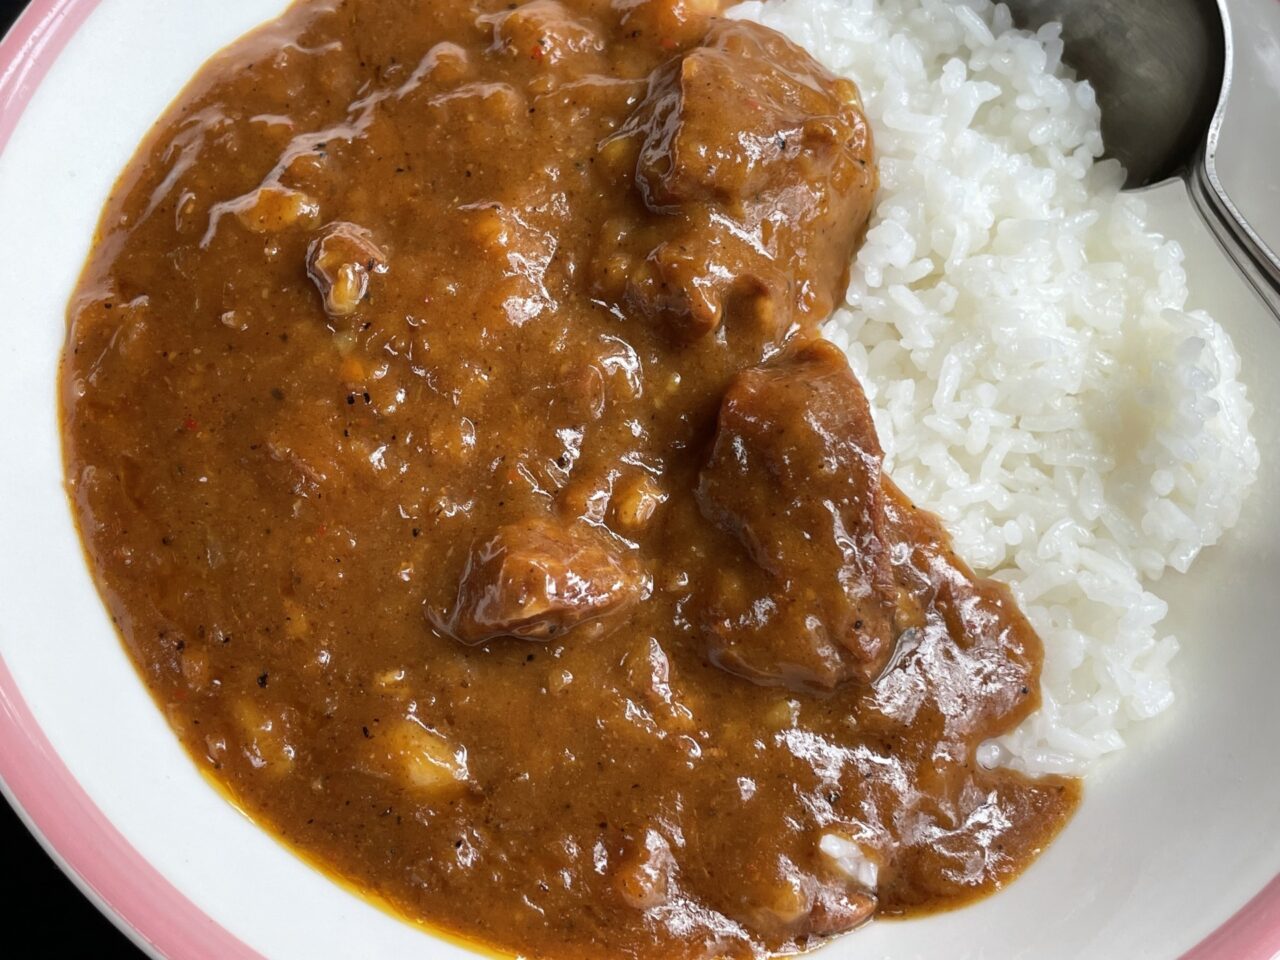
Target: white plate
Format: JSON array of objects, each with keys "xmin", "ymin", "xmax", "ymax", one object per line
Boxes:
[{"xmin": 0, "ymin": 1, "xmax": 1277, "ymax": 958}]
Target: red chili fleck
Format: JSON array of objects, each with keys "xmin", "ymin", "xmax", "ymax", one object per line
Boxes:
[
  {"xmin": 318, "ymin": 524, "xmax": 328, "ymax": 537},
  {"xmin": 660, "ymin": 36, "xmax": 677, "ymax": 51},
  {"xmin": 531, "ymin": 44, "xmax": 544, "ymax": 60},
  {"xmin": 182, "ymin": 416, "xmax": 199, "ymax": 432}
]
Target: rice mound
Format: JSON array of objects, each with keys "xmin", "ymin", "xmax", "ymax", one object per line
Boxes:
[{"xmin": 731, "ymin": 0, "xmax": 1259, "ymax": 776}]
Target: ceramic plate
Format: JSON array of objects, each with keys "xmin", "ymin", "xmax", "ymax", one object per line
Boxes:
[{"xmin": 1, "ymin": 1, "xmax": 1278, "ymax": 957}]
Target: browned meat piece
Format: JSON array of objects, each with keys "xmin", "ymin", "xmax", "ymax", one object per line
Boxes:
[
  {"xmin": 634, "ymin": 23, "xmax": 863, "ymax": 207},
  {"xmin": 305, "ymin": 221, "xmax": 387, "ymax": 318},
  {"xmin": 600, "ymin": 20, "xmax": 876, "ymax": 342},
  {"xmin": 430, "ymin": 518, "xmax": 644, "ymax": 644},
  {"xmin": 696, "ymin": 340, "xmax": 897, "ymax": 691}
]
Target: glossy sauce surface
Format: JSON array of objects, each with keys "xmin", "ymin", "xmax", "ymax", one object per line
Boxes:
[{"xmin": 62, "ymin": 1, "xmax": 1078, "ymax": 957}]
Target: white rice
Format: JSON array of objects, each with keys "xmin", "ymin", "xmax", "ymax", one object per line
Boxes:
[{"xmin": 731, "ymin": 0, "xmax": 1259, "ymax": 777}]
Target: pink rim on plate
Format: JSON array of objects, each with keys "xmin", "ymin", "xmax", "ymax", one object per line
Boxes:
[{"xmin": 0, "ymin": 2, "xmax": 1274, "ymax": 959}]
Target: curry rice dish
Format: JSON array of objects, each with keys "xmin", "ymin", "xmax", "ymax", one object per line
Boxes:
[{"xmin": 62, "ymin": 0, "xmax": 1081, "ymax": 957}]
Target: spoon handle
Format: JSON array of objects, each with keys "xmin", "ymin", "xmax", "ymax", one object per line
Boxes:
[{"xmin": 1188, "ymin": 150, "xmax": 1280, "ymax": 321}]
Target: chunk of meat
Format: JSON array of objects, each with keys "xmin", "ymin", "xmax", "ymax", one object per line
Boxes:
[
  {"xmin": 598, "ymin": 20, "xmax": 876, "ymax": 342},
  {"xmin": 430, "ymin": 518, "xmax": 644, "ymax": 644},
  {"xmin": 696, "ymin": 340, "xmax": 897, "ymax": 691},
  {"xmin": 633, "ymin": 23, "xmax": 867, "ymax": 208},
  {"xmin": 305, "ymin": 221, "xmax": 387, "ymax": 318}
]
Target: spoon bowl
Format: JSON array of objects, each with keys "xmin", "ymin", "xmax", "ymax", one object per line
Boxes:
[
  {"xmin": 1004, "ymin": 0, "xmax": 1280, "ymax": 316},
  {"xmin": 1004, "ymin": 0, "xmax": 1225, "ymax": 188}
]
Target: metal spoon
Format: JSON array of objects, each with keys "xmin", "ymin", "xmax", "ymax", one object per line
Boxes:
[{"xmin": 1003, "ymin": 0, "xmax": 1280, "ymax": 318}]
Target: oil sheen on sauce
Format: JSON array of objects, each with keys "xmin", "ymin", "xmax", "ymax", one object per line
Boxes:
[{"xmin": 61, "ymin": 1, "xmax": 1079, "ymax": 958}]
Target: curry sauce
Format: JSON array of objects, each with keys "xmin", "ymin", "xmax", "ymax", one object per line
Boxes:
[{"xmin": 61, "ymin": 1, "xmax": 1078, "ymax": 957}]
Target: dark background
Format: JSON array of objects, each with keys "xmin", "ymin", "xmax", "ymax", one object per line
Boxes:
[{"xmin": 1, "ymin": 0, "xmax": 145, "ymax": 955}]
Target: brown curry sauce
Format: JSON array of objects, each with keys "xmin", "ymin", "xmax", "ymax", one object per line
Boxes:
[{"xmin": 61, "ymin": 1, "xmax": 1078, "ymax": 957}]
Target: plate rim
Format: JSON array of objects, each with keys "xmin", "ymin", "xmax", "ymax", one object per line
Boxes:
[
  {"xmin": 0, "ymin": 2, "xmax": 262, "ymax": 958},
  {"xmin": 0, "ymin": 2, "xmax": 1275, "ymax": 959}
]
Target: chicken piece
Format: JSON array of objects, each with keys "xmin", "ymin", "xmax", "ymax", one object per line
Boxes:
[
  {"xmin": 696, "ymin": 340, "xmax": 897, "ymax": 691},
  {"xmin": 305, "ymin": 221, "xmax": 387, "ymax": 318},
  {"xmin": 430, "ymin": 518, "xmax": 644, "ymax": 644}
]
